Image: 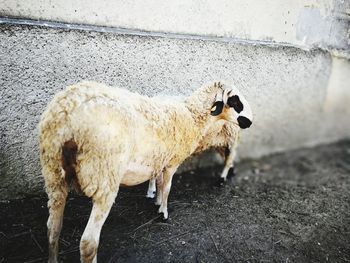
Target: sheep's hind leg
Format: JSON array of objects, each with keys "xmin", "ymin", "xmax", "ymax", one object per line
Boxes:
[
  {"xmin": 158, "ymin": 166, "xmax": 178, "ymax": 220},
  {"xmin": 146, "ymin": 178, "xmax": 156, "ymax": 198},
  {"xmin": 80, "ymin": 192, "xmax": 117, "ymax": 263},
  {"xmin": 46, "ymin": 181, "xmax": 68, "ymax": 263}
]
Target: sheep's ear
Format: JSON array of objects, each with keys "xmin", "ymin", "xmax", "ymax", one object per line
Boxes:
[{"xmin": 210, "ymin": 101, "xmax": 224, "ymax": 116}]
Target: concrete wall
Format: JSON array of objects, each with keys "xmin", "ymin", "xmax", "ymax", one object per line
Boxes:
[
  {"xmin": 1, "ymin": 0, "xmax": 349, "ymax": 55},
  {"xmin": 0, "ymin": 1, "xmax": 349, "ymax": 199}
]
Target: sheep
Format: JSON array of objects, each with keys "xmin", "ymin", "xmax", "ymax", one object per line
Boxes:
[
  {"xmin": 146, "ymin": 87, "xmax": 252, "ymax": 199},
  {"xmin": 39, "ymin": 81, "xmax": 252, "ymax": 263}
]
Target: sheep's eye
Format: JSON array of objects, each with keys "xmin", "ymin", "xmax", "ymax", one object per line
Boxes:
[{"xmin": 210, "ymin": 101, "xmax": 224, "ymax": 116}]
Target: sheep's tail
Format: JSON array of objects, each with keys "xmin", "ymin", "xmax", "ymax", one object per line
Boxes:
[{"xmin": 62, "ymin": 139, "xmax": 81, "ymax": 193}]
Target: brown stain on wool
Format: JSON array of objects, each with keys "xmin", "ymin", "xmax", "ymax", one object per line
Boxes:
[{"xmin": 62, "ymin": 139, "xmax": 81, "ymax": 193}]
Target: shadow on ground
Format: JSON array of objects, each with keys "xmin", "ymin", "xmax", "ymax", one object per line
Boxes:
[{"xmin": 1, "ymin": 141, "xmax": 350, "ymax": 263}]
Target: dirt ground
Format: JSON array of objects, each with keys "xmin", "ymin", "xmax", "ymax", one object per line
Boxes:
[{"xmin": 1, "ymin": 140, "xmax": 350, "ymax": 263}]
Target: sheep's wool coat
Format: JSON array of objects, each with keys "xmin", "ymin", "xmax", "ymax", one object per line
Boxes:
[{"xmin": 39, "ymin": 81, "xmax": 236, "ymax": 208}]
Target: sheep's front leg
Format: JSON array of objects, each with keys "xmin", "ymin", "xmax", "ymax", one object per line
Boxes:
[
  {"xmin": 155, "ymin": 174, "xmax": 163, "ymax": 206},
  {"xmin": 158, "ymin": 166, "xmax": 178, "ymax": 220},
  {"xmin": 146, "ymin": 178, "xmax": 156, "ymax": 198},
  {"xmin": 80, "ymin": 193, "xmax": 116, "ymax": 263},
  {"xmin": 220, "ymin": 146, "xmax": 237, "ymax": 181}
]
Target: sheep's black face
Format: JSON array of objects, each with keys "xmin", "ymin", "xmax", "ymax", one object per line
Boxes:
[
  {"xmin": 211, "ymin": 82, "xmax": 253, "ymax": 129},
  {"xmin": 225, "ymin": 90, "xmax": 253, "ymax": 129},
  {"xmin": 227, "ymin": 95, "xmax": 243, "ymax": 113}
]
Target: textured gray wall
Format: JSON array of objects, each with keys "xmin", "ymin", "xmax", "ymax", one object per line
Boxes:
[
  {"xmin": 0, "ymin": 24, "xmax": 348, "ymax": 199},
  {"xmin": 1, "ymin": 0, "xmax": 349, "ymax": 57}
]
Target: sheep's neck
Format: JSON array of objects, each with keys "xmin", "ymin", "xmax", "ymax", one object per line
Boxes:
[
  {"xmin": 184, "ymin": 85, "xmax": 219, "ymax": 144},
  {"xmin": 184, "ymin": 104, "xmax": 217, "ymax": 155}
]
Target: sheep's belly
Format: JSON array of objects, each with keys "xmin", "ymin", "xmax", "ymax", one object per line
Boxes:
[{"xmin": 121, "ymin": 162, "xmax": 153, "ymax": 186}]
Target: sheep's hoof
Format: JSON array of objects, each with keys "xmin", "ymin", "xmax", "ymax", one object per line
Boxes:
[
  {"xmin": 225, "ymin": 168, "xmax": 236, "ymax": 185},
  {"xmin": 146, "ymin": 191, "xmax": 155, "ymax": 198},
  {"xmin": 155, "ymin": 214, "xmax": 170, "ymax": 222},
  {"xmin": 161, "ymin": 214, "xmax": 169, "ymax": 222},
  {"xmin": 158, "ymin": 207, "xmax": 168, "ymax": 220},
  {"xmin": 215, "ymin": 177, "xmax": 226, "ymax": 187},
  {"xmin": 227, "ymin": 167, "xmax": 236, "ymax": 179},
  {"xmin": 162, "ymin": 210, "xmax": 171, "ymax": 221}
]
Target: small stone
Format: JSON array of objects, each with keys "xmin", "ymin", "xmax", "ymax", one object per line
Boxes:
[
  {"xmin": 261, "ymin": 164, "xmax": 272, "ymax": 172},
  {"xmin": 253, "ymin": 168, "xmax": 260, "ymax": 174},
  {"xmin": 181, "ymin": 241, "xmax": 186, "ymax": 245}
]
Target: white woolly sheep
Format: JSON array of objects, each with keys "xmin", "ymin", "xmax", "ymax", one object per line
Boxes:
[
  {"xmin": 146, "ymin": 91, "xmax": 252, "ymax": 200},
  {"xmin": 39, "ymin": 81, "xmax": 252, "ymax": 263}
]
